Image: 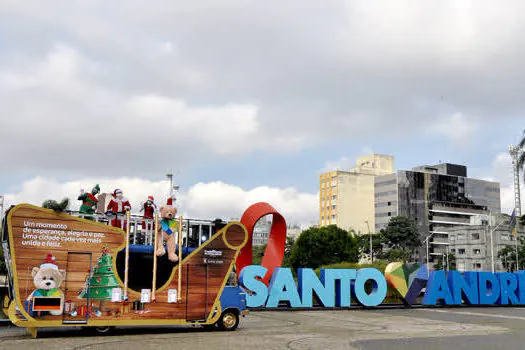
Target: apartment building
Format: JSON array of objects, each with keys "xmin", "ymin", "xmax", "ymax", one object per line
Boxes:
[
  {"xmin": 319, "ymin": 154, "xmax": 394, "ymax": 234},
  {"xmin": 374, "ymin": 163, "xmax": 501, "ymax": 264},
  {"xmin": 446, "ymin": 214, "xmax": 523, "ymax": 272}
]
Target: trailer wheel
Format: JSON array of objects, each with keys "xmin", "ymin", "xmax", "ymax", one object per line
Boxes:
[
  {"xmin": 95, "ymin": 326, "xmax": 115, "ymax": 334},
  {"xmin": 217, "ymin": 310, "xmax": 239, "ymax": 331}
]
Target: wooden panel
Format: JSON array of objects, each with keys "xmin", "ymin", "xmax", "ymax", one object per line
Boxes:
[
  {"xmin": 6, "ymin": 204, "xmax": 248, "ymax": 324},
  {"xmin": 63, "ymin": 252, "xmax": 92, "ymax": 324},
  {"xmin": 186, "ymin": 263, "xmax": 207, "ymax": 321}
]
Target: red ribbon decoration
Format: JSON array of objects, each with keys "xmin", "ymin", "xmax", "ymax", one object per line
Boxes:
[{"xmin": 236, "ymin": 202, "xmax": 287, "ymax": 285}]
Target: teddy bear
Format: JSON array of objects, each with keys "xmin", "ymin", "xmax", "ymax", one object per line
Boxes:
[
  {"xmin": 156, "ymin": 198, "xmax": 179, "ymax": 262},
  {"xmin": 26, "ymin": 253, "xmax": 66, "ymax": 316}
]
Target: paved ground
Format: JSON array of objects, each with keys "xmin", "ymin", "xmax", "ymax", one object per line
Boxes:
[{"xmin": 1, "ymin": 307, "xmax": 525, "ymax": 349}]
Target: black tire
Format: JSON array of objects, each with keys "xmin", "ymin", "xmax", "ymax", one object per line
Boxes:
[
  {"xmin": 202, "ymin": 324, "xmax": 216, "ymax": 330},
  {"xmin": 94, "ymin": 326, "xmax": 115, "ymax": 334},
  {"xmin": 217, "ymin": 310, "xmax": 239, "ymax": 331}
]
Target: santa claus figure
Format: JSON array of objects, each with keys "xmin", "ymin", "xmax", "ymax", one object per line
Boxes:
[
  {"xmin": 140, "ymin": 196, "xmax": 156, "ymax": 231},
  {"xmin": 106, "ymin": 189, "xmax": 131, "ymax": 228}
]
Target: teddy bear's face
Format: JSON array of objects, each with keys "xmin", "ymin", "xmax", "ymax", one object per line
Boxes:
[
  {"xmin": 32, "ymin": 267, "xmax": 66, "ymax": 290},
  {"xmin": 160, "ymin": 205, "xmax": 177, "ymax": 219}
]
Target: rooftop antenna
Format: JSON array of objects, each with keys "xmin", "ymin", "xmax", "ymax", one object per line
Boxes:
[{"xmin": 510, "ymin": 144, "xmax": 523, "ymax": 216}]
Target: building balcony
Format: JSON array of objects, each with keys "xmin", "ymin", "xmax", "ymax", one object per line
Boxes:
[
  {"xmin": 429, "ymin": 208, "xmax": 485, "ymax": 216},
  {"xmin": 431, "ymin": 202, "xmax": 488, "ymax": 214},
  {"xmin": 429, "ymin": 216, "xmax": 471, "ymax": 225}
]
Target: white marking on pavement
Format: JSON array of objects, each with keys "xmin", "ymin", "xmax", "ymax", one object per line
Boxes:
[{"xmin": 417, "ymin": 308, "xmax": 525, "ymax": 321}]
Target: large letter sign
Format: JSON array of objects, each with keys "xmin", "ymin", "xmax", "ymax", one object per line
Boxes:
[
  {"xmin": 241, "ymin": 264, "xmax": 525, "ymax": 309},
  {"xmin": 266, "ymin": 268, "xmax": 302, "ymax": 308},
  {"xmin": 239, "ymin": 265, "xmax": 268, "ymax": 307},
  {"xmin": 353, "ymin": 268, "xmax": 387, "ymax": 307},
  {"xmin": 240, "ymin": 266, "xmax": 388, "ymax": 308}
]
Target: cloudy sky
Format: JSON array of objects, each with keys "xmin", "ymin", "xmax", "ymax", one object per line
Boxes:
[{"xmin": 1, "ymin": 1, "xmax": 524, "ymax": 226}]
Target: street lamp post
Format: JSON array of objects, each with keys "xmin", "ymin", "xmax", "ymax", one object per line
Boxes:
[
  {"xmin": 0, "ymin": 195, "xmax": 4, "ymax": 216},
  {"xmin": 365, "ymin": 220, "xmax": 373, "ymax": 263},
  {"xmin": 424, "ymin": 232, "xmax": 436, "ymax": 277},
  {"xmin": 0, "ymin": 195, "xmax": 4, "ymax": 238}
]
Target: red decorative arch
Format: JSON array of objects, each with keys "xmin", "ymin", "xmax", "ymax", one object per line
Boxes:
[{"xmin": 236, "ymin": 202, "xmax": 287, "ymax": 285}]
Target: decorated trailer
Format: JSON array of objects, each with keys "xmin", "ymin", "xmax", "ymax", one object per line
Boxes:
[{"xmin": 1, "ymin": 204, "xmax": 249, "ymax": 337}]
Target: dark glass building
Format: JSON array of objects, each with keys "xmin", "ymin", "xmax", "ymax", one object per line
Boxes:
[{"xmin": 375, "ymin": 163, "xmax": 501, "ymax": 264}]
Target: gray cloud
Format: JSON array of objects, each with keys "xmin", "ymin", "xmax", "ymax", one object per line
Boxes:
[{"xmin": 1, "ymin": 1, "xmax": 525, "ymax": 178}]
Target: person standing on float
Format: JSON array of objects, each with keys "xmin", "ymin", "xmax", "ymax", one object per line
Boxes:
[
  {"xmin": 106, "ymin": 189, "xmax": 131, "ymax": 229},
  {"xmin": 140, "ymin": 196, "xmax": 157, "ymax": 241},
  {"xmin": 78, "ymin": 184, "xmax": 100, "ymax": 220}
]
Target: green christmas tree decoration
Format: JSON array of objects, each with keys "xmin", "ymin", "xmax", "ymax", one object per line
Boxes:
[{"xmin": 79, "ymin": 246, "xmax": 120, "ymax": 300}]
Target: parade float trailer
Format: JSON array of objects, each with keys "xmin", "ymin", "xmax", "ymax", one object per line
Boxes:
[{"xmin": 1, "ymin": 203, "xmax": 251, "ymax": 338}]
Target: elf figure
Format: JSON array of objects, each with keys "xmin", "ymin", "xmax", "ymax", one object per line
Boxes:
[
  {"xmin": 78, "ymin": 184, "xmax": 100, "ymax": 220},
  {"xmin": 106, "ymin": 189, "xmax": 131, "ymax": 229}
]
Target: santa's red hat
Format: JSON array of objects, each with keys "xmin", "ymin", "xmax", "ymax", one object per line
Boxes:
[
  {"xmin": 166, "ymin": 197, "xmax": 173, "ymax": 205},
  {"xmin": 113, "ymin": 189, "xmax": 123, "ymax": 198},
  {"xmin": 148, "ymin": 196, "xmax": 154, "ymax": 201},
  {"xmin": 40, "ymin": 253, "xmax": 58, "ymax": 270}
]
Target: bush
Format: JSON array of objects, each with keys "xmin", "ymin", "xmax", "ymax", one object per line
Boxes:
[
  {"xmin": 289, "ymin": 225, "xmax": 359, "ymax": 271},
  {"xmin": 314, "ymin": 260, "xmax": 404, "ymax": 305}
]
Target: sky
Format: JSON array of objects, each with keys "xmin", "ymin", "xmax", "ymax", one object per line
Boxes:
[{"xmin": 0, "ymin": 1, "xmax": 524, "ymax": 226}]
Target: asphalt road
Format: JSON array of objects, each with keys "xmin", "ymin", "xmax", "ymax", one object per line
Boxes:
[{"xmin": 1, "ymin": 307, "xmax": 525, "ymax": 349}]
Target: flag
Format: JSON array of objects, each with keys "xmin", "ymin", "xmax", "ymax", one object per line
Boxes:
[{"xmin": 510, "ymin": 209, "xmax": 518, "ymax": 237}]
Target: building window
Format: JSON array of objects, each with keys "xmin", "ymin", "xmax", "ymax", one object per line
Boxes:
[
  {"xmin": 332, "ymin": 205, "xmax": 336, "ymax": 210},
  {"xmin": 457, "ymin": 234, "xmax": 465, "ymax": 240},
  {"xmin": 472, "ymin": 233, "xmax": 480, "ymax": 240},
  {"xmin": 332, "ymin": 195, "xmax": 336, "ymax": 200},
  {"xmin": 388, "ymin": 212, "xmax": 391, "ymax": 216},
  {"xmin": 458, "ymin": 249, "xmax": 465, "ymax": 255},
  {"xmin": 332, "ymin": 214, "xmax": 336, "ymax": 220},
  {"xmin": 474, "ymin": 263, "xmax": 482, "ymax": 269},
  {"xmin": 388, "ymin": 201, "xmax": 391, "ymax": 206},
  {"xmin": 450, "ymin": 249, "xmax": 455, "ymax": 253},
  {"xmin": 473, "ymin": 249, "xmax": 481, "ymax": 255}
]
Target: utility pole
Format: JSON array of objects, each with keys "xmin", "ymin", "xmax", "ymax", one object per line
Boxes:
[
  {"xmin": 510, "ymin": 145, "xmax": 522, "ymax": 216},
  {"xmin": 167, "ymin": 171, "xmax": 173, "ymax": 198},
  {"xmin": 166, "ymin": 171, "xmax": 180, "ymax": 202}
]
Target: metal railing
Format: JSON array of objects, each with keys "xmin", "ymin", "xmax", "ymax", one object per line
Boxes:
[{"xmin": 66, "ymin": 211, "xmax": 224, "ymax": 250}]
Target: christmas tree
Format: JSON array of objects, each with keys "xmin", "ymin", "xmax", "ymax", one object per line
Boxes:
[{"xmin": 79, "ymin": 246, "xmax": 120, "ymax": 300}]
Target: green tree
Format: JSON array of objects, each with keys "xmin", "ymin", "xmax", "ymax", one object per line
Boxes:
[
  {"xmin": 281, "ymin": 236, "xmax": 295, "ymax": 267},
  {"xmin": 433, "ymin": 251, "xmax": 456, "ymax": 270},
  {"xmin": 252, "ymin": 236, "xmax": 294, "ymax": 267},
  {"xmin": 289, "ymin": 225, "xmax": 359, "ymax": 271},
  {"xmin": 252, "ymin": 244, "xmax": 266, "ymax": 266},
  {"xmin": 79, "ymin": 251, "xmax": 119, "ymax": 300},
  {"xmin": 381, "ymin": 216, "xmax": 421, "ymax": 260},
  {"xmin": 382, "ymin": 248, "xmax": 411, "ymax": 263},
  {"xmin": 356, "ymin": 233, "xmax": 383, "ymax": 261},
  {"xmin": 499, "ymin": 245, "xmax": 518, "ymax": 272}
]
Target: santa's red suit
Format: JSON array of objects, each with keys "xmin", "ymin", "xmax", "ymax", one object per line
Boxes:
[
  {"xmin": 141, "ymin": 198, "xmax": 156, "ymax": 230},
  {"xmin": 107, "ymin": 190, "xmax": 131, "ymax": 228}
]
